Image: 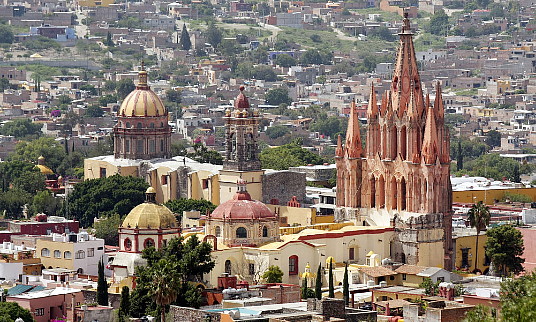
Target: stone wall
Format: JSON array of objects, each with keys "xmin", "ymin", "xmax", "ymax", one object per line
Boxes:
[
  {"xmin": 82, "ymin": 290, "xmax": 121, "ymax": 309},
  {"xmin": 262, "ymin": 171, "xmax": 306, "ymax": 205},
  {"xmin": 169, "ymin": 306, "xmax": 221, "ymax": 322},
  {"xmin": 307, "ymin": 298, "xmax": 346, "ymax": 320}
]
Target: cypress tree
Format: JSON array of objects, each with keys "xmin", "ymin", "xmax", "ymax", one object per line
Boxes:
[
  {"xmin": 315, "ymin": 263, "xmax": 322, "ymax": 300},
  {"xmin": 343, "ymin": 262, "xmax": 349, "ymax": 306},
  {"xmin": 119, "ymin": 286, "xmax": 130, "ymax": 320},
  {"xmin": 328, "ymin": 258, "xmax": 334, "ymax": 298},
  {"xmin": 301, "ymin": 276, "xmax": 308, "ymax": 299},
  {"xmin": 97, "ymin": 258, "xmax": 109, "ymax": 306},
  {"xmin": 457, "ymin": 140, "xmax": 463, "ymax": 171},
  {"xmin": 179, "ymin": 24, "xmax": 192, "ymax": 51}
]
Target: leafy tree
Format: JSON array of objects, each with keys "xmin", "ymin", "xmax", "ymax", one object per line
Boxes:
[
  {"xmin": 104, "ymin": 31, "xmax": 114, "ymax": 47},
  {"xmin": 485, "ymin": 225, "xmax": 524, "ymax": 277},
  {"xmin": 206, "ymin": 22, "xmax": 222, "ymax": 48},
  {"xmin": 262, "ymin": 265, "xmax": 284, "ymax": 283},
  {"xmin": 187, "ymin": 143, "xmax": 223, "ymax": 165},
  {"xmin": 0, "ymin": 189, "xmax": 32, "ymax": 219},
  {"xmin": 301, "ymin": 276, "xmax": 308, "ymax": 299},
  {"xmin": 80, "ymin": 84, "xmax": 98, "ymax": 95},
  {"xmin": 152, "ymin": 260, "xmax": 179, "ymax": 322},
  {"xmin": 0, "ymin": 119, "xmax": 42, "ymax": 138},
  {"xmin": 86, "ymin": 105, "xmax": 104, "ymax": 117},
  {"xmin": 0, "ymin": 78, "xmax": 14, "ymax": 91},
  {"xmin": 500, "ymin": 272, "xmax": 536, "ymax": 321},
  {"xmin": 66, "ymin": 175, "xmax": 149, "ymax": 227},
  {"xmin": 0, "ymin": 302, "xmax": 34, "ymax": 321},
  {"xmin": 315, "ymin": 263, "xmax": 322, "ymax": 299},
  {"xmin": 97, "ymin": 258, "xmax": 109, "ymax": 306},
  {"xmin": 456, "ymin": 140, "xmax": 463, "ymax": 171},
  {"xmin": 31, "ymin": 190, "xmax": 61, "ymax": 216},
  {"xmin": 131, "ymin": 236, "xmax": 215, "ymax": 317},
  {"xmin": 166, "ymin": 89, "xmax": 181, "ymax": 104},
  {"xmin": 485, "ymin": 130, "xmax": 501, "ymax": 148},
  {"xmin": 328, "ymin": 258, "xmax": 334, "ymax": 298},
  {"xmin": 12, "ymin": 170, "xmax": 45, "ymax": 194},
  {"xmin": 0, "ymin": 25, "xmax": 14, "ymax": 44},
  {"xmin": 427, "ymin": 9, "xmax": 449, "ymax": 36},
  {"xmin": 10, "ymin": 137, "xmax": 66, "ymax": 173},
  {"xmin": 265, "ymin": 87, "xmax": 292, "ymax": 105},
  {"xmin": 119, "ymin": 286, "xmax": 130, "ymax": 321},
  {"xmin": 164, "ymin": 198, "xmax": 216, "ymax": 217},
  {"xmin": 275, "ymin": 54, "xmax": 297, "ymax": 68},
  {"xmin": 467, "ymin": 201, "xmax": 490, "ymax": 272},
  {"xmin": 0, "ymin": 160, "xmax": 40, "ymax": 192},
  {"xmin": 93, "ymin": 214, "xmax": 122, "ymax": 246},
  {"xmin": 343, "ymin": 262, "xmax": 349, "ymax": 305},
  {"xmin": 368, "ymin": 26, "xmax": 396, "ymax": 41},
  {"xmin": 420, "ymin": 277, "xmax": 440, "ymax": 296},
  {"xmin": 463, "ymin": 304, "xmax": 496, "ymax": 322},
  {"xmin": 300, "ymin": 49, "xmax": 332, "ymax": 65},
  {"xmin": 265, "ymin": 125, "xmax": 290, "ymax": 139},
  {"xmin": 260, "ymin": 142, "xmax": 325, "ymax": 170},
  {"xmin": 99, "ymin": 94, "xmax": 118, "ymax": 107},
  {"xmin": 116, "ymin": 78, "xmax": 135, "ymax": 100},
  {"xmin": 253, "ymin": 65, "xmax": 277, "ymax": 81},
  {"xmin": 457, "ymin": 154, "xmax": 532, "ymax": 181},
  {"xmin": 310, "ymin": 116, "xmax": 347, "ymax": 140}
]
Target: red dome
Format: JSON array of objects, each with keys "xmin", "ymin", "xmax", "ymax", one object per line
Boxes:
[
  {"xmin": 210, "ymin": 190, "xmax": 276, "ymax": 220},
  {"xmin": 234, "ymin": 86, "xmax": 250, "ymax": 109}
]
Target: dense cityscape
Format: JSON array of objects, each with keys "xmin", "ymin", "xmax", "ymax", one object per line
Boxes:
[{"xmin": 0, "ymin": 0, "xmax": 533, "ymax": 320}]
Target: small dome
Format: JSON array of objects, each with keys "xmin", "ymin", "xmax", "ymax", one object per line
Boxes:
[
  {"xmin": 234, "ymin": 86, "xmax": 250, "ymax": 109},
  {"xmin": 146, "ymin": 187, "xmax": 156, "ymax": 194},
  {"xmin": 36, "ymin": 164, "xmax": 53, "ymax": 175},
  {"xmin": 121, "ymin": 203, "xmax": 177, "ymax": 229},
  {"xmin": 210, "ymin": 181, "xmax": 275, "ymax": 220},
  {"xmin": 326, "ymin": 256, "xmax": 335, "ymax": 266}
]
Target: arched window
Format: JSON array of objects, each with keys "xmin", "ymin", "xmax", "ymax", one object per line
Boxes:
[
  {"xmin": 401, "ymin": 178, "xmax": 407, "ymax": 211},
  {"xmin": 391, "ymin": 177, "xmax": 398, "ymax": 210},
  {"xmin": 41, "ymin": 248, "xmax": 50, "ymax": 257},
  {"xmin": 64, "ymin": 251, "xmax": 72, "ymax": 259},
  {"xmin": 225, "ymin": 259, "xmax": 232, "ymax": 275},
  {"xmin": 262, "ymin": 226, "xmax": 268, "ymax": 237},
  {"xmin": 124, "ymin": 238, "xmax": 132, "ymax": 251},
  {"xmin": 160, "ymin": 139, "xmax": 164, "ymax": 152},
  {"xmin": 390, "ymin": 127, "xmax": 397, "ymax": 159},
  {"xmin": 137, "ymin": 122, "xmax": 142, "ymax": 129},
  {"xmin": 54, "ymin": 250, "xmax": 61, "ymax": 258},
  {"xmin": 215, "ymin": 226, "xmax": 221, "ymax": 237},
  {"xmin": 400, "ymin": 126, "xmax": 407, "ymax": 160},
  {"xmin": 160, "ymin": 122, "xmax": 164, "ymax": 128},
  {"xmin": 144, "ymin": 238, "xmax": 155, "ymax": 249},
  {"xmin": 379, "ymin": 175, "xmax": 385, "ymax": 208},
  {"xmin": 150, "ymin": 123, "xmax": 155, "ymax": 128},
  {"xmin": 236, "ymin": 227, "xmax": 247, "ymax": 239},
  {"xmin": 289, "ymin": 255, "xmax": 298, "ymax": 275},
  {"xmin": 401, "ymin": 253, "xmax": 406, "ymax": 264},
  {"xmin": 370, "ymin": 176, "xmax": 376, "ymax": 207},
  {"xmin": 126, "ymin": 122, "xmax": 131, "ymax": 128},
  {"xmin": 76, "ymin": 250, "xmax": 85, "ymax": 259}
]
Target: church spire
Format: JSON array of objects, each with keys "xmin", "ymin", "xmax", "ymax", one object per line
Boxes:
[
  {"xmin": 345, "ymin": 100, "xmax": 362, "ymax": 158},
  {"xmin": 434, "ymin": 82, "xmax": 444, "ymax": 120},
  {"xmin": 367, "ymin": 84, "xmax": 378, "ymax": 118},
  {"xmin": 422, "ymin": 106, "xmax": 439, "ymax": 164},
  {"xmin": 335, "ymin": 134, "xmax": 344, "ymax": 157}
]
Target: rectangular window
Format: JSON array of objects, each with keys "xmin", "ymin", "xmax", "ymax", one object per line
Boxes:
[
  {"xmin": 125, "ymin": 140, "xmax": 130, "ymax": 152},
  {"xmin": 249, "ymin": 263, "xmax": 255, "ymax": 276},
  {"xmin": 149, "ymin": 140, "xmax": 156, "ymax": 153},
  {"xmin": 402, "ymin": 274, "xmax": 407, "ymax": 281},
  {"xmin": 87, "ymin": 248, "xmax": 94, "ymax": 257},
  {"xmin": 202, "ymin": 179, "xmax": 209, "ymax": 189},
  {"xmin": 349, "ymin": 248, "xmax": 355, "ymax": 260},
  {"xmin": 160, "ymin": 139, "xmax": 164, "ymax": 151},
  {"xmin": 36, "ymin": 308, "xmax": 44, "ymax": 316},
  {"xmin": 99, "ymin": 167, "xmax": 106, "ymax": 178},
  {"xmin": 161, "ymin": 175, "xmax": 168, "ymax": 185},
  {"xmin": 137, "ymin": 140, "xmax": 144, "ymax": 153}
]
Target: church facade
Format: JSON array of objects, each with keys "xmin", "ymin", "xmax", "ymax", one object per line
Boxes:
[{"xmin": 335, "ymin": 15, "xmax": 453, "ymax": 269}]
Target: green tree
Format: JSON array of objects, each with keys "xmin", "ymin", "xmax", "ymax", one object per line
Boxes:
[
  {"xmin": 97, "ymin": 258, "xmax": 109, "ymax": 306},
  {"xmin": 265, "ymin": 87, "xmax": 292, "ymax": 105},
  {"xmin": 0, "ymin": 25, "xmax": 14, "ymax": 44},
  {"xmin": 343, "ymin": 262, "xmax": 349, "ymax": 306},
  {"xmin": 260, "ymin": 142, "xmax": 325, "ymax": 170},
  {"xmin": 12, "ymin": 171, "xmax": 45, "ymax": 194},
  {"xmin": 309, "ymin": 116, "xmax": 347, "ymax": 140},
  {"xmin": 119, "ymin": 286, "xmax": 130, "ymax": 321},
  {"xmin": 10, "ymin": 137, "xmax": 66, "ymax": 173},
  {"xmin": 116, "ymin": 78, "xmax": 135, "ymax": 100},
  {"xmin": 151, "ymin": 260, "xmax": 179, "ymax": 322},
  {"xmin": 463, "ymin": 304, "xmax": 496, "ymax": 322},
  {"xmin": 0, "ymin": 119, "xmax": 42, "ymax": 138},
  {"xmin": 485, "ymin": 225, "xmax": 524, "ymax": 277},
  {"xmin": 0, "ymin": 189, "xmax": 32, "ymax": 219},
  {"xmin": 31, "ymin": 190, "xmax": 61, "ymax": 216},
  {"xmin": 164, "ymin": 198, "xmax": 216, "ymax": 217},
  {"xmin": 427, "ymin": 9, "xmax": 449, "ymax": 36},
  {"xmin": 500, "ymin": 272, "xmax": 536, "ymax": 321},
  {"xmin": 315, "ymin": 263, "xmax": 322, "ymax": 299},
  {"xmin": 262, "ymin": 265, "xmax": 284, "ymax": 283},
  {"xmin": 93, "ymin": 214, "xmax": 122, "ymax": 246},
  {"xmin": 86, "ymin": 105, "xmax": 104, "ymax": 117},
  {"xmin": 265, "ymin": 125, "xmax": 290, "ymax": 139},
  {"xmin": 467, "ymin": 201, "xmax": 490, "ymax": 272},
  {"xmin": 104, "ymin": 31, "xmax": 114, "ymax": 47},
  {"xmin": 328, "ymin": 258, "xmax": 334, "ymax": 298},
  {"xmin": 456, "ymin": 140, "xmax": 463, "ymax": 171},
  {"xmin": 187, "ymin": 143, "xmax": 223, "ymax": 165},
  {"xmin": 301, "ymin": 276, "xmax": 308, "ymax": 299},
  {"xmin": 485, "ymin": 130, "xmax": 501, "ymax": 148},
  {"xmin": 275, "ymin": 54, "xmax": 297, "ymax": 68},
  {"xmin": 368, "ymin": 26, "xmax": 396, "ymax": 41},
  {"xmin": 420, "ymin": 277, "xmax": 440, "ymax": 296},
  {"xmin": 66, "ymin": 175, "xmax": 149, "ymax": 227},
  {"xmin": 206, "ymin": 22, "xmax": 222, "ymax": 48},
  {"xmin": 0, "ymin": 302, "xmax": 35, "ymax": 321},
  {"xmin": 179, "ymin": 24, "xmax": 192, "ymax": 50},
  {"xmin": 166, "ymin": 89, "xmax": 181, "ymax": 104},
  {"xmin": 0, "ymin": 160, "xmax": 40, "ymax": 192}
]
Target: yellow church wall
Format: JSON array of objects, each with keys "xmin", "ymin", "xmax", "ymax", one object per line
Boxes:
[
  {"xmin": 267, "ymin": 205, "xmax": 316, "ymax": 226},
  {"xmin": 417, "ymin": 240, "xmax": 445, "ymax": 268},
  {"xmin": 218, "ymin": 170, "xmax": 264, "ymax": 204},
  {"xmin": 452, "ymin": 188, "xmax": 536, "ymax": 205},
  {"xmin": 78, "ymin": 0, "xmax": 115, "ymax": 7},
  {"xmin": 454, "ymin": 234, "xmax": 489, "ymax": 272},
  {"xmin": 84, "ymin": 159, "xmax": 138, "ymax": 180}
]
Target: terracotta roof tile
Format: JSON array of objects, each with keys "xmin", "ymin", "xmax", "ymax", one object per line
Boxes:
[
  {"xmin": 359, "ymin": 266, "xmax": 397, "ymax": 278},
  {"xmin": 395, "ymin": 265, "xmax": 428, "ymax": 275}
]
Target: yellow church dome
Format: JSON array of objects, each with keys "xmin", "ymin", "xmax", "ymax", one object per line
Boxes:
[
  {"xmin": 35, "ymin": 155, "xmax": 53, "ymax": 175},
  {"xmin": 117, "ymin": 64, "xmax": 167, "ymax": 117},
  {"xmin": 121, "ymin": 187, "xmax": 178, "ymax": 229}
]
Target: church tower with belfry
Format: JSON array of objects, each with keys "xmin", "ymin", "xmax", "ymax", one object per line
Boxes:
[
  {"xmin": 335, "ymin": 14, "xmax": 453, "ymax": 269},
  {"xmin": 218, "ymin": 86, "xmax": 265, "ymax": 204}
]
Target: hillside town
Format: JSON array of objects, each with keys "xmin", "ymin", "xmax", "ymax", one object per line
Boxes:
[{"xmin": 0, "ymin": 0, "xmax": 534, "ymax": 320}]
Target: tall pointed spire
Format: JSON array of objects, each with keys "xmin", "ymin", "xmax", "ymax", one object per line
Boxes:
[
  {"xmin": 367, "ymin": 84, "xmax": 378, "ymax": 118},
  {"xmin": 345, "ymin": 100, "xmax": 362, "ymax": 158},
  {"xmin": 434, "ymin": 82, "xmax": 444, "ymax": 120},
  {"xmin": 422, "ymin": 105, "xmax": 439, "ymax": 164},
  {"xmin": 335, "ymin": 134, "xmax": 344, "ymax": 157}
]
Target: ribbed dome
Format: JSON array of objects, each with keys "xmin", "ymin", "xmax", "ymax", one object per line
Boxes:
[
  {"xmin": 118, "ymin": 88, "xmax": 166, "ymax": 117},
  {"xmin": 210, "ymin": 181, "xmax": 275, "ymax": 220},
  {"xmin": 121, "ymin": 203, "xmax": 178, "ymax": 229}
]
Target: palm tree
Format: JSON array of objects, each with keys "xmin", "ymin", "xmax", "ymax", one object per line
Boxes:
[
  {"xmin": 467, "ymin": 201, "xmax": 491, "ymax": 273},
  {"xmin": 151, "ymin": 260, "xmax": 179, "ymax": 322}
]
